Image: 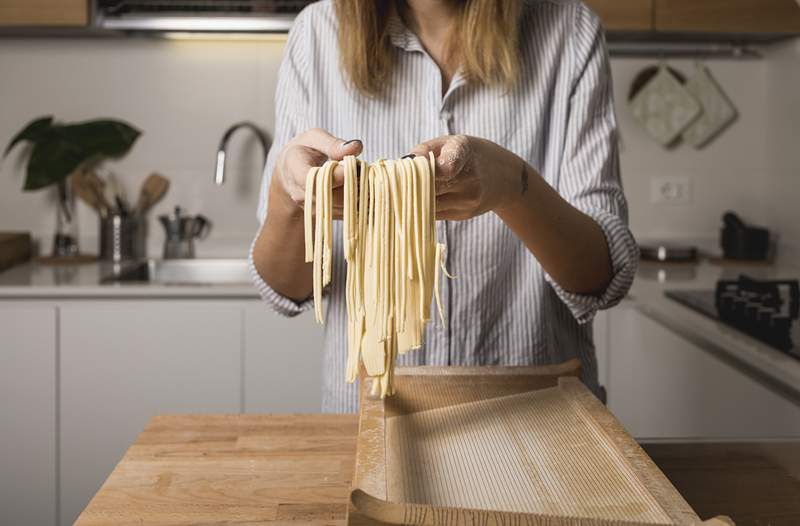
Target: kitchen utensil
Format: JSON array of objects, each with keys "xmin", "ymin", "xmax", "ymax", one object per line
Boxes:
[
  {"xmin": 100, "ymin": 214, "xmax": 145, "ymax": 262},
  {"xmin": 158, "ymin": 206, "xmax": 211, "ymax": 259},
  {"xmin": 629, "ymin": 65, "xmax": 702, "ymax": 146},
  {"xmin": 721, "ymin": 211, "xmax": 770, "ymax": 261},
  {"xmin": 0, "ymin": 232, "xmax": 32, "ymax": 272},
  {"xmin": 348, "ymin": 362, "xmax": 732, "ymax": 526},
  {"xmin": 106, "ymin": 171, "xmax": 130, "ymax": 215},
  {"xmin": 133, "ymin": 173, "xmax": 170, "ymax": 215},
  {"xmin": 683, "ymin": 63, "xmax": 737, "ymax": 148},
  {"xmin": 80, "ymin": 170, "xmax": 113, "ymax": 217},
  {"xmin": 72, "ymin": 172, "xmax": 109, "ymax": 217}
]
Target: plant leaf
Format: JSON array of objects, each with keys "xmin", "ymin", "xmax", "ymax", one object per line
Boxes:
[
  {"xmin": 3, "ymin": 116, "xmax": 54, "ymax": 158},
  {"xmin": 24, "ymin": 133, "xmax": 87, "ymax": 190},
  {"xmin": 60, "ymin": 120, "xmax": 141, "ymax": 159},
  {"xmin": 20, "ymin": 119, "xmax": 142, "ymax": 191}
]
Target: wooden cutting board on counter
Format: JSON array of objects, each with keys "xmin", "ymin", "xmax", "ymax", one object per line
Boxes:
[
  {"xmin": 348, "ymin": 360, "xmax": 733, "ymax": 526},
  {"xmin": 0, "ymin": 232, "xmax": 32, "ymax": 272}
]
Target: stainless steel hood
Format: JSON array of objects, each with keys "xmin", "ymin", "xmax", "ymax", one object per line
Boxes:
[{"xmin": 95, "ymin": 0, "xmax": 313, "ymax": 33}]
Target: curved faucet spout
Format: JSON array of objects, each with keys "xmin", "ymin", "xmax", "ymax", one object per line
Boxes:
[{"xmin": 214, "ymin": 121, "xmax": 270, "ymax": 185}]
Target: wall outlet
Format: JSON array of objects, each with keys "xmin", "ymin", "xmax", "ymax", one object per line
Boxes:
[{"xmin": 650, "ymin": 176, "xmax": 691, "ymax": 205}]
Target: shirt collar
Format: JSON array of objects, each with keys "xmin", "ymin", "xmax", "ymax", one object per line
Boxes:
[{"xmin": 386, "ymin": 11, "xmax": 425, "ymax": 53}]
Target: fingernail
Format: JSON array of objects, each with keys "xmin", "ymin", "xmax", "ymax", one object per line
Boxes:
[
  {"xmin": 401, "ymin": 154, "xmax": 415, "ymax": 159},
  {"xmin": 343, "ymin": 139, "xmax": 361, "ymax": 146}
]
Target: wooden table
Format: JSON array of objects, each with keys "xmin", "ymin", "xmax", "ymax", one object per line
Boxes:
[{"xmin": 76, "ymin": 414, "xmax": 800, "ymax": 526}]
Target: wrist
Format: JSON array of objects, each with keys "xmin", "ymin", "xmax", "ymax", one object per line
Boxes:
[{"xmin": 268, "ymin": 174, "xmax": 304, "ymax": 222}]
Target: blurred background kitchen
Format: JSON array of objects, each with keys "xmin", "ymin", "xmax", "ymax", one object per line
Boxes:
[{"xmin": 2, "ymin": 1, "xmax": 800, "ymax": 525}]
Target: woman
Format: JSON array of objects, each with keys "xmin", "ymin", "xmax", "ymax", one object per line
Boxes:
[{"xmin": 249, "ymin": 0, "xmax": 638, "ymax": 413}]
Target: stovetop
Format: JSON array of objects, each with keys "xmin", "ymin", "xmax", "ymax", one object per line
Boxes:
[{"xmin": 666, "ymin": 275, "xmax": 800, "ymax": 360}]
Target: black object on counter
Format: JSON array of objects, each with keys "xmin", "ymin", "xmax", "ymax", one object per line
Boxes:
[
  {"xmin": 715, "ymin": 276, "xmax": 799, "ymax": 351},
  {"xmin": 666, "ymin": 275, "xmax": 800, "ymax": 357},
  {"xmin": 721, "ymin": 212, "xmax": 770, "ymax": 261}
]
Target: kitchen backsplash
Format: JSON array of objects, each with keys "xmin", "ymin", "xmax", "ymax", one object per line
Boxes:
[{"xmin": 1, "ymin": 36, "xmax": 798, "ymax": 262}]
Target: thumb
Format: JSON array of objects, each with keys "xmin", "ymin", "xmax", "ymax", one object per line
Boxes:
[
  {"xmin": 409, "ymin": 136, "xmax": 449, "ymax": 158},
  {"xmin": 300, "ymin": 128, "xmax": 363, "ymax": 160}
]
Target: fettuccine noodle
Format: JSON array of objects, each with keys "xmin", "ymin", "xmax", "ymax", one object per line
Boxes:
[{"xmin": 305, "ymin": 153, "xmax": 450, "ymax": 397}]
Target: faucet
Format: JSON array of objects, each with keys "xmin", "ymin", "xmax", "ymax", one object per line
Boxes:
[{"xmin": 214, "ymin": 121, "xmax": 270, "ymax": 185}]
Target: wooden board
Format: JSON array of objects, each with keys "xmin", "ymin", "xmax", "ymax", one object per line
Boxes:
[
  {"xmin": 0, "ymin": 232, "xmax": 32, "ymax": 272},
  {"xmin": 654, "ymin": 0, "xmax": 800, "ymax": 34},
  {"xmin": 348, "ymin": 362, "xmax": 733, "ymax": 526},
  {"xmin": 0, "ymin": 0, "xmax": 88, "ymax": 26},
  {"xmin": 584, "ymin": 0, "xmax": 654, "ymax": 31}
]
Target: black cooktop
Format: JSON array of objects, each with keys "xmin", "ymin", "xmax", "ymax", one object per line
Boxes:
[{"xmin": 666, "ymin": 275, "xmax": 800, "ymax": 360}]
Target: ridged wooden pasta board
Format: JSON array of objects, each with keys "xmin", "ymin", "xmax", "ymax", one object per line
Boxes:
[{"xmin": 347, "ymin": 361, "xmax": 733, "ymax": 526}]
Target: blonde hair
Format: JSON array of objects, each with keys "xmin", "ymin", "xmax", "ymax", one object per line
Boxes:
[{"xmin": 335, "ymin": 0, "xmax": 522, "ymax": 96}]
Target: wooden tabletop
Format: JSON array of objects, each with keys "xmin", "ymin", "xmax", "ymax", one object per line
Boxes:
[
  {"xmin": 76, "ymin": 414, "xmax": 359, "ymax": 525},
  {"xmin": 76, "ymin": 414, "xmax": 800, "ymax": 526}
]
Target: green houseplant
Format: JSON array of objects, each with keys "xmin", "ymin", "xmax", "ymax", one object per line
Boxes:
[{"xmin": 3, "ymin": 116, "xmax": 140, "ymax": 257}]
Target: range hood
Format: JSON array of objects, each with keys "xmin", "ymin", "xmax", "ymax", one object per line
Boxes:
[{"xmin": 95, "ymin": 0, "xmax": 315, "ymax": 33}]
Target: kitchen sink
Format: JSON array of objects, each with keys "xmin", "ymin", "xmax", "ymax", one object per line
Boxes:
[{"xmin": 102, "ymin": 259, "xmax": 251, "ymax": 285}]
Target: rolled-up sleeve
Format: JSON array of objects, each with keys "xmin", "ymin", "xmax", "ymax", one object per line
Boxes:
[
  {"xmin": 544, "ymin": 5, "xmax": 639, "ymax": 324},
  {"xmin": 248, "ymin": 9, "xmax": 314, "ymax": 317}
]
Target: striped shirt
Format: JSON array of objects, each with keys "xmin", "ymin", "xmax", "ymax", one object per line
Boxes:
[{"xmin": 249, "ymin": 0, "xmax": 639, "ymax": 413}]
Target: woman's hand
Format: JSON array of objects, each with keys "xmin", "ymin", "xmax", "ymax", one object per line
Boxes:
[
  {"xmin": 270, "ymin": 128, "xmax": 362, "ymax": 218},
  {"xmin": 410, "ymin": 135, "xmax": 529, "ymax": 221}
]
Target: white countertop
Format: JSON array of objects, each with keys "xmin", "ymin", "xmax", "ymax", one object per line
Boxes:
[
  {"xmin": 0, "ymin": 260, "xmax": 259, "ymax": 298},
  {"xmin": 629, "ymin": 259, "xmax": 800, "ymax": 404}
]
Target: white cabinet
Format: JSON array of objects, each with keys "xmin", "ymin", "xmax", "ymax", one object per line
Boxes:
[
  {"xmin": 243, "ymin": 304, "xmax": 324, "ymax": 413},
  {"xmin": 58, "ymin": 301, "xmax": 242, "ymax": 526},
  {"xmin": 607, "ymin": 306, "xmax": 800, "ymax": 440},
  {"xmin": 593, "ymin": 310, "xmax": 610, "ymax": 390},
  {"xmin": 0, "ymin": 304, "xmax": 57, "ymax": 526}
]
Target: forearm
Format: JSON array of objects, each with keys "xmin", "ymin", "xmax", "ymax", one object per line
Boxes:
[
  {"xmin": 252, "ymin": 179, "xmax": 313, "ymax": 302},
  {"xmin": 495, "ymin": 163, "xmax": 613, "ymax": 295}
]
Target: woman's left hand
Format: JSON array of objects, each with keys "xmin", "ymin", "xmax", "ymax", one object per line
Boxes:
[{"xmin": 410, "ymin": 135, "xmax": 530, "ymax": 221}]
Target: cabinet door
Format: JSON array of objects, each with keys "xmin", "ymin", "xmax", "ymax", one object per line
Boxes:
[
  {"xmin": 0, "ymin": 0, "xmax": 88, "ymax": 27},
  {"xmin": 584, "ymin": 0, "xmax": 654, "ymax": 31},
  {"xmin": 593, "ymin": 310, "xmax": 610, "ymax": 389},
  {"xmin": 655, "ymin": 0, "xmax": 800, "ymax": 33},
  {"xmin": 0, "ymin": 304, "xmax": 57, "ymax": 526},
  {"xmin": 607, "ymin": 307, "xmax": 800, "ymax": 439},
  {"xmin": 59, "ymin": 301, "xmax": 242, "ymax": 526},
  {"xmin": 244, "ymin": 303, "xmax": 324, "ymax": 413}
]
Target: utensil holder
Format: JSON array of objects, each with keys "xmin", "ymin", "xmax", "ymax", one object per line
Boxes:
[{"xmin": 100, "ymin": 215, "xmax": 145, "ymax": 262}]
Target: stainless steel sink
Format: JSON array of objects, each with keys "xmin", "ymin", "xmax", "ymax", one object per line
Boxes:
[{"xmin": 102, "ymin": 259, "xmax": 251, "ymax": 285}]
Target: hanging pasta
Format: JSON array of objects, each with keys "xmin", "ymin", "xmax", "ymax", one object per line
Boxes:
[{"xmin": 305, "ymin": 153, "xmax": 450, "ymax": 397}]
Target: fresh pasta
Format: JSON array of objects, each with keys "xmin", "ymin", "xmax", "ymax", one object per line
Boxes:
[{"xmin": 305, "ymin": 154, "xmax": 450, "ymax": 397}]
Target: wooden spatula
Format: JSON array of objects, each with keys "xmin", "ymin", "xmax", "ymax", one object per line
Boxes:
[
  {"xmin": 133, "ymin": 173, "xmax": 170, "ymax": 216},
  {"xmin": 72, "ymin": 170, "xmax": 111, "ymax": 218}
]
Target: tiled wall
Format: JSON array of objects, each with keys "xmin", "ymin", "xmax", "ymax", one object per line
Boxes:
[{"xmin": 1, "ymin": 35, "xmax": 797, "ymax": 261}]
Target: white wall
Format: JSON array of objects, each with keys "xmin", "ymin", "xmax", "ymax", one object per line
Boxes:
[
  {"xmin": 1, "ymin": 36, "xmax": 798, "ymax": 260},
  {"xmin": 611, "ymin": 58, "xmax": 770, "ymax": 249},
  {"xmin": 0, "ymin": 36, "xmax": 286, "ymax": 258},
  {"xmin": 765, "ymin": 38, "xmax": 800, "ymax": 263}
]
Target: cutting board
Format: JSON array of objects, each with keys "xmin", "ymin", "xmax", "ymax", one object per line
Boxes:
[
  {"xmin": 347, "ymin": 361, "xmax": 733, "ymax": 526},
  {"xmin": 0, "ymin": 232, "xmax": 32, "ymax": 272}
]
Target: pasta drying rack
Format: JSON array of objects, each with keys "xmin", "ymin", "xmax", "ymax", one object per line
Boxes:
[{"xmin": 347, "ymin": 360, "xmax": 733, "ymax": 526}]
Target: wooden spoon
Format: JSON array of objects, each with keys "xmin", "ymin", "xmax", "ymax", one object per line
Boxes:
[
  {"xmin": 133, "ymin": 173, "xmax": 170, "ymax": 216},
  {"xmin": 72, "ymin": 170, "xmax": 111, "ymax": 218}
]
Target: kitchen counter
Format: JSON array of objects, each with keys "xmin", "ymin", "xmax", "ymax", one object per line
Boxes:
[
  {"xmin": 74, "ymin": 414, "xmax": 800, "ymax": 526},
  {"xmin": 0, "ymin": 260, "xmax": 259, "ymax": 298},
  {"xmin": 2, "ymin": 255, "xmax": 798, "ymax": 400},
  {"xmin": 629, "ymin": 259, "xmax": 800, "ymax": 406}
]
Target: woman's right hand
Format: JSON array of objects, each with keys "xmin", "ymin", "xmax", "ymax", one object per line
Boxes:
[{"xmin": 270, "ymin": 128, "xmax": 363, "ymax": 218}]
